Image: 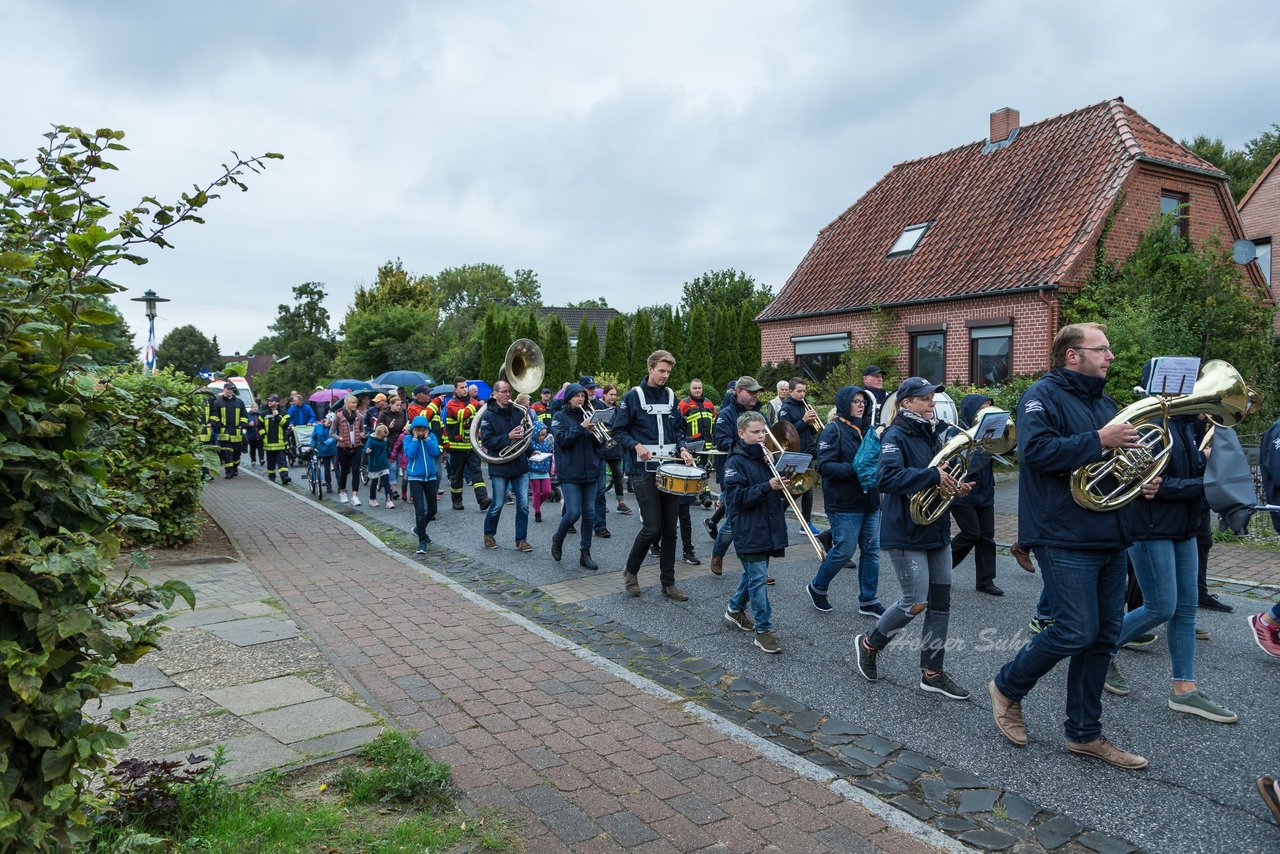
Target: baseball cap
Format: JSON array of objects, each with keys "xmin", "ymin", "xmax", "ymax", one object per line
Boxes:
[
  {"xmin": 540, "ymin": 387, "xmax": 551, "ymax": 394},
  {"xmin": 267, "ymin": 393, "xmax": 279, "ymax": 401},
  {"xmin": 863, "ymin": 365, "xmax": 884, "ymax": 377},
  {"xmin": 412, "ymin": 384, "xmax": 432, "ymax": 396},
  {"xmin": 896, "ymin": 377, "xmax": 945, "ymax": 400},
  {"xmin": 578, "ymin": 375, "xmax": 597, "ymax": 387},
  {"xmin": 373, "ymin": 393, "xmax": 388, "ymax": 403},
  {"xmin": 222, "ymin": 381, "xmax": 236, "ymax": 390},
  {"xmin": 735, "ymin": 376, "xmax": 763, "ymax": 392},
  {"xmin": 411, "ymin": 415, "xmax": 430, "ymax": 428}
]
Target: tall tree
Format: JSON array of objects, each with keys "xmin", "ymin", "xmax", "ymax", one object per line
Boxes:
[
  {"xmin": 680, "ymin": 268, "xmax": 774, "ymax": 318},
  {"xmin": 1184, "ymin": 124, "xmax": 1280, "ymax": 203},
  {"xmin": 254, "ymin": 282, "xmax": 337, "ymax": 394},
  {"xmin": 683, "ymin": 305, "xmax": 712, "ymax": 387},
  {"xmin": 435, "ymin": 263, "xmax": 541, "ymax": 318},
  {"xmin": 738, "ymin": 304, "xmax": 762, "ymax": 376},
  {"xmin": 575, "ymin": 318, "xmax": 600, "ymax": 379},
  {"xmin": 351, "ymin": 258, "xmax": 438, "ymax": 316},
  {"xmin": 710, "ymin": 307, "xmax": 736, "ymax": 390},
  {"xmin": 603, "ymin": 315, "xmax": 629, "ymax": 379},
  {"xmin": 662, "ymin": 310, "xmax": 684, "ymax": 388},
  {"xmin": 566, "ymin": 297, "xmax": 610, "ymax": 308},
  {"xmin": 479, "ymin": 309, "xmax": 503, "ymax": 383},
  {"xmin": 519, "ymin": 309, "xmax": 542, "ymax": 347},
  {"xmin": 156, "ymin": 324, "xmax": 220, "ymax": 378},
  {"xmin": 544, "ymin": 315, "xmax": 572, "ymax": 390},
  {"xmin": 629, "ymin": 311, "xmax": 653, "ymax": 382},
  {"xmin": 329, "ymin": 304, "xmax": 437, "ymax": 382}
]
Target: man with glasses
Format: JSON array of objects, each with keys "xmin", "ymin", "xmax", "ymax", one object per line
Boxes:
[
  {"xmin": 477, "ymin": 379, "xmax": 533, "ymax": 553},
  {"xmin": 989, "ymin": 323, "xmax": 1150, "ymax": 770},
  {"xmin": 708, "ymin": 377, "xmax": 765, "ymax": 577}
]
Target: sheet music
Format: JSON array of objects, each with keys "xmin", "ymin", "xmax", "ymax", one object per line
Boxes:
[
  {"xmin": 587, "ymin": 406, "xmax": 616, "ymax": 425},
  {"xmin": 1147, "ymin": 356, "xmax": 1200, "ymax": 396},
  {"xmin": 775, "ymin": 451, "xmax": 813, "ymax": 478},
  {"xmin": 973, "ymin": 410, "xmax": 1010, "ymax": 443}
]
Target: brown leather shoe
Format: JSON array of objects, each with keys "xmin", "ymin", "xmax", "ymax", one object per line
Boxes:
[
  {"xmin": 1066, "ymin": 736, "xmax": 1148, "ymax": 770},
  {"xmin": 662, "ymin": 585, "xmax": 689, "ymax": 602},
  {"xmin": 624, "ymin": 572, "xmax": 641, "ymax": 597},
  {"xmin": 709, "ymin": 555, "xmax": 723, "ymax": 576},
  {"xmin": 988, "ymin": 681, "xmax": 1027, "ymax": 746},
  {"xmin": 483, "ymin": 535, "xmax": 498, "ymax": 549},
  {"xmin": 1010, "ymin": 542, "xmax": 1036, "ymax": 573},
  {"xmin": 515, "ymin": 540, "xmax": 533, "ymax": 553}
]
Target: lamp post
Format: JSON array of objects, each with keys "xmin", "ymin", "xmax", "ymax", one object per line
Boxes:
[{"xmin": 130, "ymin": 289, "xmax": 170, "ymax": 375}]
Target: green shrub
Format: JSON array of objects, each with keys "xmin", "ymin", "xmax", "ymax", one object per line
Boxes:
[{"xmin": 0, "ymin": 125, "xmax": 278, "ymax": 851}]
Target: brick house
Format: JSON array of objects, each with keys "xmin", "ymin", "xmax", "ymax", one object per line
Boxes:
[
  {"xmin": 757, "ymin": 98, "xmax": 1269, "ymax": 386},
  {"xmin": 1238, "ymin": 150, "xmax": 1279, "ymax": 317}
]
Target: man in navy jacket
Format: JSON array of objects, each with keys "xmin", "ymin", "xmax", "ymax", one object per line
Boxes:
[
  {"xmin": 989, "ymin": 322, "xmax": 1149, "ymax": 770},
  {"xmin": 708, "ymin": 377, "xmax": 764, "ymax": 576}
]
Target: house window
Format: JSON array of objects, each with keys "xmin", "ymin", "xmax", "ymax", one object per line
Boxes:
[
  {"xmin": 970, "ymin": 325, "xmax": 1012, "ymax": 387},
  {"xmin": 1160, "ymin": 191, "xmax": 1189, "ymax": 238},
  {"xmin": 1255, "ymin": 238, "xmax": 1272, "ymax": 285},
  {"xmin": 910, "ymin": 332, "xmax": 944, "ymax": 384},
  {"xmin": 792, "ymin": 333, "xmax": 849, "ymax": 382},
  {"xmin": 887, "ymin": 221, "xmax": 932, "ymax": 257}
]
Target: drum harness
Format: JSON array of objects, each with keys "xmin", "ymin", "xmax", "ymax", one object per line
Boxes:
[{"xmin": 631, "ymin": 385, "xmax": 677, "ymax": 470}]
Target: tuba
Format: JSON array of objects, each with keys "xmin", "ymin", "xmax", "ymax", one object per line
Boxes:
[
  {"xmin": 469, "ymin": 339, "xmax": 545, "ymax": 464},
  {"xmin": 910, "ymin": 405, "xmax": 1016, "ymax": 525},
  {"xmin": 1071, "ymin": 359, "xmax": 1262, "ymax": 511}
]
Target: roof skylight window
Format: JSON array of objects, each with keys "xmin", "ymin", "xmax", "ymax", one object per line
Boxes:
[{"xmin": 888, "ymin": 221, "xmax": 932, "ymax": 257}]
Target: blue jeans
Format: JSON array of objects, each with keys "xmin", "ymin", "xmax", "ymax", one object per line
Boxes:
[
  {"xmin": 728, "ymin": 558, "xmax": 773, "ymax": 634},
  {"xmin": 408, "ymin": 479, "xmax": 438, "ymax": 545},
  {"xmin": 1122, "ymin": 537, "xmax": 1198, "ymax": 681},
  {"xmin": 867, "ymin": 547, "xmax": 952, "ymax": 671},
  {"xmin": 995, "ymin": 546, "xmax": 1126, "ymax": 743},
  {"xmin": 556, "ymin": 481, "xmax": 595, "ymax": 551},
  {"xmin": 594, "ymin": 465, "xmax": 610, "ymax": 532},
  {"xmin": 712, "ymin": 507, "xmax": 734, "ymax": 558},
  {"xmin": 484, "ymin": 473, "xmax": 529, "ymax": 541},
  {"xmin": 809, "ymin": 510, "xmax": 881, "ymax": 606}
]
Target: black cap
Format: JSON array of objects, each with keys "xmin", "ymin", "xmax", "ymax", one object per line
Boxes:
[
  {"xmin": 863, "ymin": 365, "xmax": 884, "ymax": 377},
  {"xmin": 895, "ymin": 376, "xmax": 945, "ymax": 400},
  {"xmin": 578, "ymin": 375, "xmax": 597, "ymax": 387},
  {"xmin": 267, "ymin": 393, "xmax": 280, "ymax": 401},
  {"xmin": 223, "ymin": 381, "xmax": 236, "ymax": 390},
  {"xmin": 413, "ymin": 384, "xmax": 432, "ymax": 396},
  {"xmin": 541, "ymin": 387, "xmax": 551, "ymax": 394}
]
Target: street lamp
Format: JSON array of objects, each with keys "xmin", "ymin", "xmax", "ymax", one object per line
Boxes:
[{"xmin": 130, "ymin": 288, "xmax": 170, "ymax": 375}]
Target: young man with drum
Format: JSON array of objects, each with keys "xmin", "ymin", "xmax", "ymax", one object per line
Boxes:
[
  {"xmin": 551, "ymin": 383, "xmax": 603, "ymax": 570},
  {"xmin": 613, "ymin": 350, "xmax": 698, "ymax": 600}
]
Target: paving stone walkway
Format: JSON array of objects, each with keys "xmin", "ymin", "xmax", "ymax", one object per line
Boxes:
[
  {"xmin": 201, "ymin": 477, "xmax": 958, "ymax": 854},
  {"xmin": 96, "ymin": 558, "xmax": 381, "ymax": 781}
]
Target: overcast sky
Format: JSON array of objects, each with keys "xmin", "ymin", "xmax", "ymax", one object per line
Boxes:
[{"xmin": 6, "ymin": 1, "xmax": 1279, "ymax": 354}]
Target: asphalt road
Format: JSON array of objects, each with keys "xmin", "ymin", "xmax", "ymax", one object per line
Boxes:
[{"xmin": 283, "ymin": 472, "xmax": 1280, "ymax": 852}]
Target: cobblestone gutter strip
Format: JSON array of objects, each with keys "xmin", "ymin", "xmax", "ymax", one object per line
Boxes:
[{"xmin": 247, "ymin": 474, "xmax": 1140, "ymax": 854}]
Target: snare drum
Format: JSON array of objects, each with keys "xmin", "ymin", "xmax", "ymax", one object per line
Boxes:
[{"xmin": 655, "ymin": 463, "xmax": 708, "ymax": 496}]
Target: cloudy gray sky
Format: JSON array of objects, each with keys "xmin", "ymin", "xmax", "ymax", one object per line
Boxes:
[{"xmin": 6, "ymin": 1, "xmax": 1278, "ymax": 354}]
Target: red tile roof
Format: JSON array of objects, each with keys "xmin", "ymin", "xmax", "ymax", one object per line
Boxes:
[{"xmin": 759, "ymin": 98, "xmax": 1227, "ymax": 322}]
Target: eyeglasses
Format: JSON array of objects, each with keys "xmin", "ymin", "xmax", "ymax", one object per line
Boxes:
[{"xmin": 1072, "ymin": 345, "xmax": 1114, "ymax": 354}]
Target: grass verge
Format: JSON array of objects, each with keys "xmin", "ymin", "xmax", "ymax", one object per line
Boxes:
[{"xmin": 86, "ymin": 731, "xmax": 520, "ymax": 853}]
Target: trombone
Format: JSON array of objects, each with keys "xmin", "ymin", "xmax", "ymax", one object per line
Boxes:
[
  {"xmin": 804, "ymin": 399, "xmax": 827, "ymax": 430},
  {"xmin": 762, "ymin": 421, "xmax": 827, "ymax": 560}
]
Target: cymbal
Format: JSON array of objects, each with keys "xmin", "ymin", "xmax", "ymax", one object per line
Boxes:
[{"xmin": 695, "ymin": 449, "xmax": 729, "ymax": 456}]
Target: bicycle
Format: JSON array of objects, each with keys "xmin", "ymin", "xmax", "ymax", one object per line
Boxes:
[{"xmin": 308, "ymin": 453, "xmax": 326, "ymax": 500}]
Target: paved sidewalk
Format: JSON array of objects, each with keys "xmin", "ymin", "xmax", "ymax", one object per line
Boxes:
[{"xmin": 202, "ymin": 477, "xmax": 955, "ymax": 854}]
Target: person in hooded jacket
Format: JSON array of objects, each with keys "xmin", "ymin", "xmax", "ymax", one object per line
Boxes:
[
  {"xmin": 989, "ymin": 322, "xmax": 1150, "ymax": 771},
  {"xmin": 478, "ymin": 378, "xmax": 534, "ymax": 553},
  {"xmin": 950, "ymin": 393, "xmax": 1002, "ymax": 596},
  {"xmin": 805, "ymin": 385, "xmax": 882, "ymax": 615},
  {"xmin": 1101, "ymin": 359, "xmax": 1237, "ymax": 723},
  {"xmin": 551, "ymin": 383, "xmax": 603, "ymax": 570},
  {"xmin": 402, "ymin": 415, "xmax": 441, "ymax": 553},
  {"xmin": 855, "ymin": 377, "xmax": 972, "ymax": 701},
  {"xmin": 778, "ymin": 377, "xmax": 820, "ymax": 526},
  {"xmin": 721, "ymin": 411, "xmax": 789, "ymax": 654}
]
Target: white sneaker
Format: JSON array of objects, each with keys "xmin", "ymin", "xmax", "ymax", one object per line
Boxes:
[
  {"xmin": 369, "ymin": 499, "xmax": 379, "ymax": 507},
  {"xmin": 350, "ymin": 495, "xmax": 361, "ymax": 506},
  {"xmin": 386, "ymin": 500, "xmax": 396, "ymax": 509},
  {"xmin": 339, "ymin": 491, "xmax": 349, "ymax": 504}
]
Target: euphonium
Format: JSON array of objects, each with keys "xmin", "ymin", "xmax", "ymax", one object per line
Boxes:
[
  {"xmin": 1071, "ymin": 359, "xmax": 1262, "ymax": 511},
  {"xmin": 469, "ymin": 338, "xmax": 544, "ymax": 464},
  {"xmin": 909, "ymin": 405, "xmax": 1016, "ymax": 525}
]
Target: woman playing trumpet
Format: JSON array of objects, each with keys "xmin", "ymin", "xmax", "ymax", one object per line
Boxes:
[
  {"xmin": 855, "ymin": 377, "xmax": 972, "ymax": 700},
  {"xmin": 778, "ymin": 377, "xmax": 820, "ymax": 527}
]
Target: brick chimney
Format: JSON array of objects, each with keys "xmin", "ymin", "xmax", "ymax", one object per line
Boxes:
[{"xmin": 990, "ymin": 107, "xmax": 1020, "ymax": 143}]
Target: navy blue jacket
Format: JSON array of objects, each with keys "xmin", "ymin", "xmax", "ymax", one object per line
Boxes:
[
  {"xmin": 712, "ymin": 395, "xmax": 762, "ymax": 480},
  {"xmin": 613, "ymin": 382, "xmax": 691, "ymax": 474},
  {"xmin": 478, "ymin": 400, "xmax": 531, "ymax": 478},
  {"xmin": 878, "ymin": 413, "xmax": 951, "ymax": 549},
  {"xmin": 779, "ymin": 396, "xmax": 818, "ymax": 454},
  {"xmin": 723, "ymin": 441, "xmax": 788, "ymax": 557},
  {"xmin": 1126, "ymin": 416, "xmax": 1204, "ymax": 541},
  {"xmin": 951, "ymin": 394, "xmax": 996, "ymax": 509},
  {"xmin": 551, "ymin": 384, "xmax": 601, "ymax": 484},
  {"xmin": 817, "ymin": 386, "xmax": 879, "ymax": 513},
  {"xmin": 1016, "ymin": 369, "xmax": 1128, "ymax": 550}
]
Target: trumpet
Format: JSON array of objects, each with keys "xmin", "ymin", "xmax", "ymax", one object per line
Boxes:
[
  {"xmin": 803, "ymin": 400, "xmax": 827, "ymax": 430},
  {"xmin": 763, "ymin": 421, "xmax": 827, "ymax": 560},
  {"xmin": 582, "ymin": 397, "xmax": 618, "ymax": 450}
]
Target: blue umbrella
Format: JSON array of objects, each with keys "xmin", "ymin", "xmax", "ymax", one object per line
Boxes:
[
  {"xmin": 374, "ymin": 370, "xmax": 434, "ymax": 387},
  {"xmin": 328, "ymin": 379, "xmax": 377, "ymax": 394}
]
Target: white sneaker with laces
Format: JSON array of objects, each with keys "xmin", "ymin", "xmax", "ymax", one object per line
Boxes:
[
  {"xmin": 339, "ymin": 491, "xmax": 348, "ymax": 504},
  {"xmin": 369, "ymin": 499, "xmax": 379, "ymax": 507},
  {"xmin": 386, "ymin": 500, "xmax": 396, "ymax": 509},
  {"xmin": 350, "ymin": 494, "xmax": 361, "ymax": 506}
]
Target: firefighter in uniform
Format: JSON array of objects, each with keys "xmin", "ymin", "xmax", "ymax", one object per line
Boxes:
[
  {"xmin": 261, "ymin": 393, "xmax": 292, "ymax": 484},
  {"xmin": 443, "ymin": 376, "xmax": 490, "ymax": 510},
  {"xmin": 209, "ymin": 381, "xmax": 247, "ymax": 478},
  {"xmin": 200, "ymin": 391, "xmax": 218, "ymax": 481},
  {"xmin": 531, "ymin": 387, "xmax": 553, "ymax": 428},
  {"xmin": 673, "ymin": 378, "xmax": 717, "ymax": 565}
]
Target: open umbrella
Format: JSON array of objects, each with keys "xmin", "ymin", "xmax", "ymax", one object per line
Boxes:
[
  {"xmin": 309, "ymin": 388, "xmax": 348, "ymax": 404},
  {"xmin": 374, "ymin": 370, "xmax": 433, "ymax": 388},
  {"xmin": 328, "ymin": 379, "xmax": 377, "ymax": 394}
]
